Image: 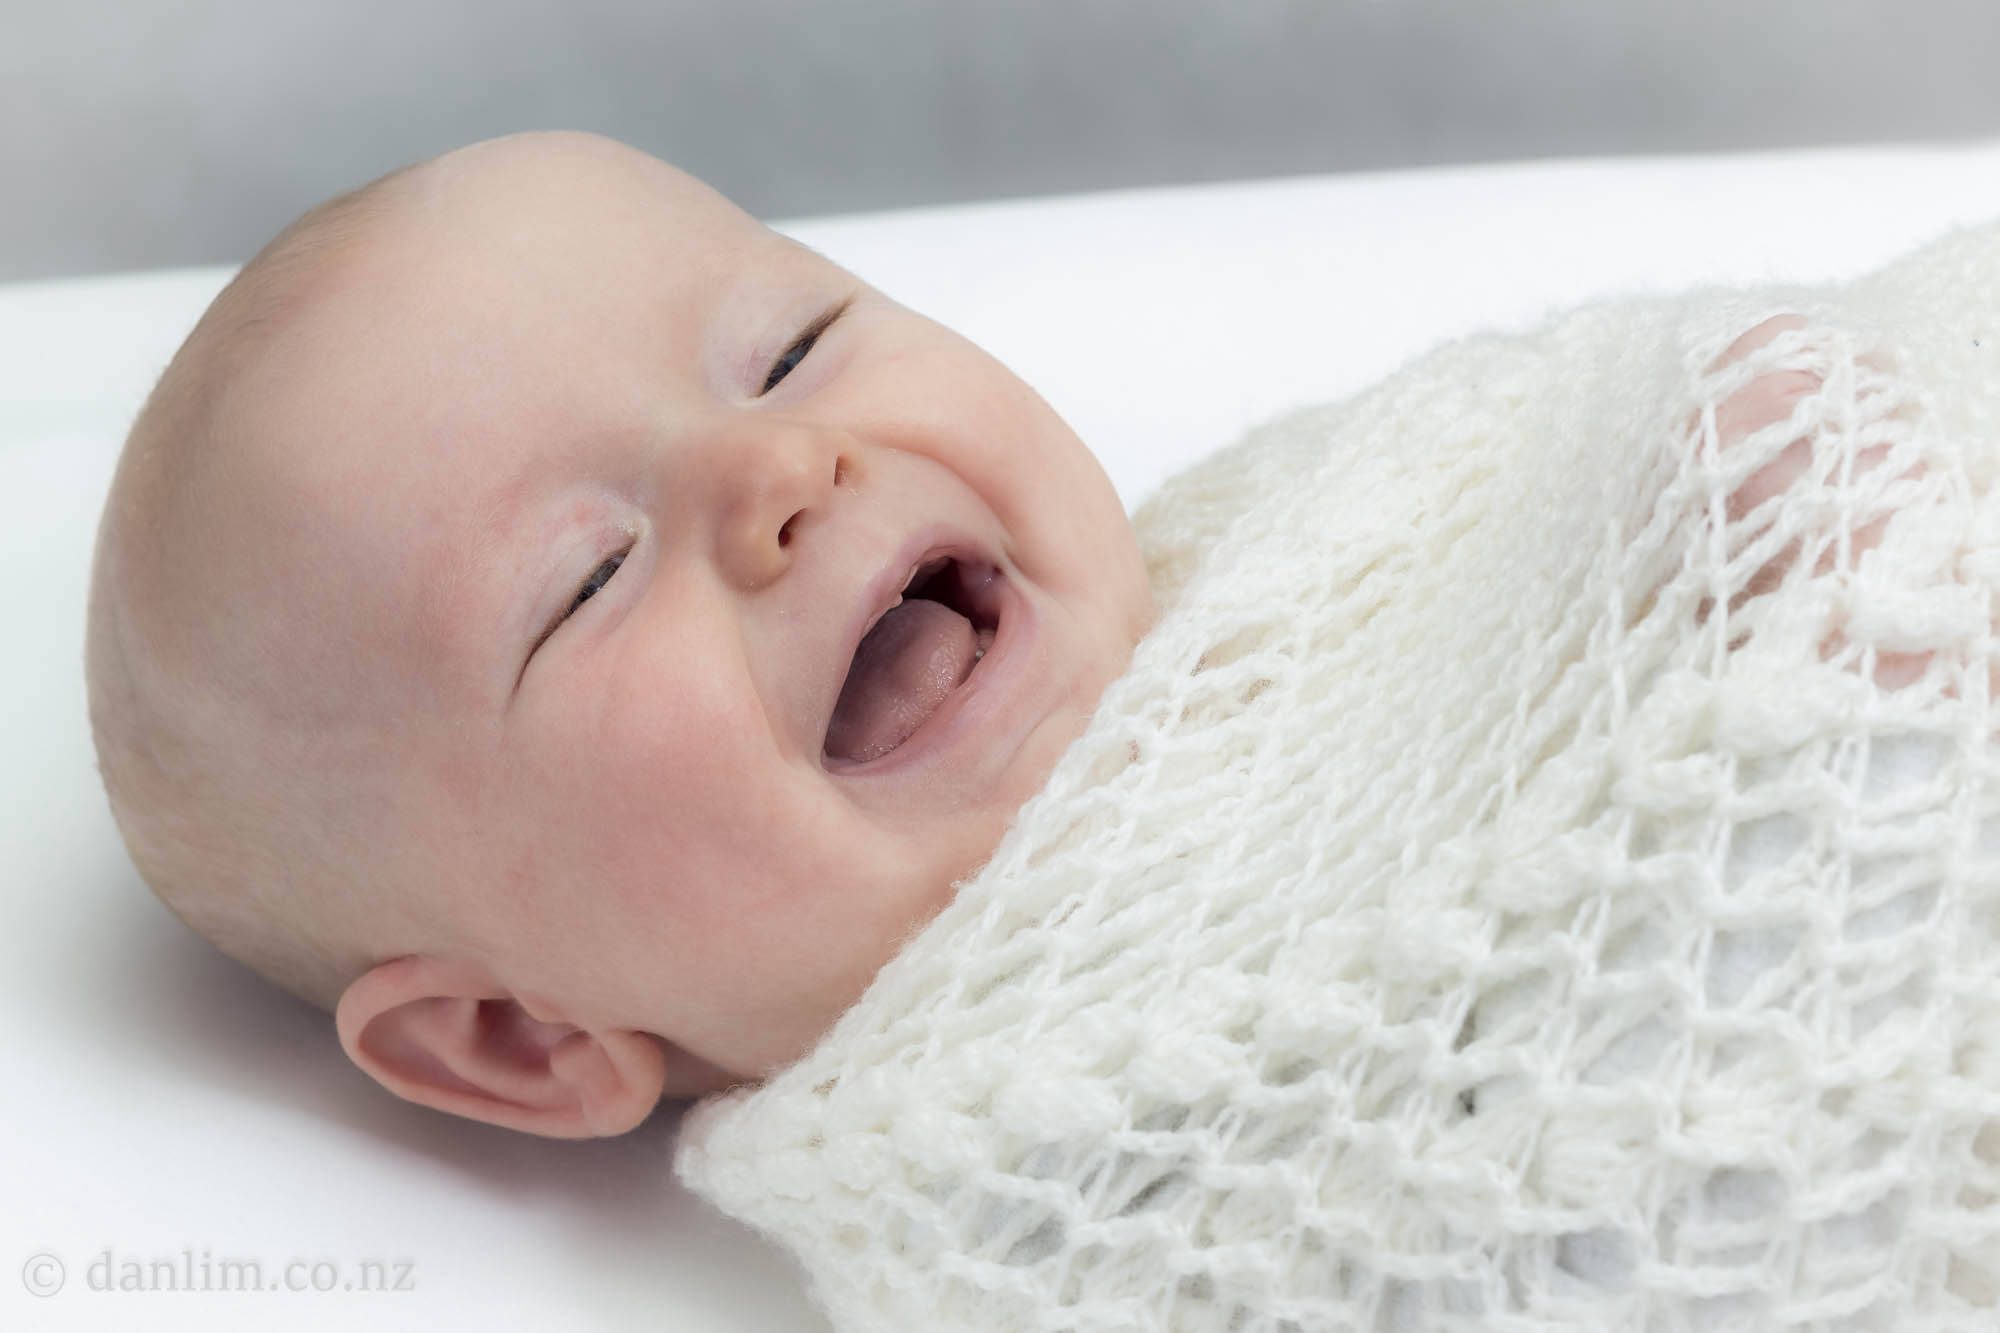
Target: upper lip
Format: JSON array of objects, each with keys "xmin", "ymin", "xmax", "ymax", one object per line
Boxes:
[{"xmin": 820, "ymin": 527, "xmax": 989, "ymax": 764}]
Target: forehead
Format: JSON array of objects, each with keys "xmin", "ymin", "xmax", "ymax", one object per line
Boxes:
[{"xmin": 258, "ymin": 142, "xmax": 845, "ymax": 467}]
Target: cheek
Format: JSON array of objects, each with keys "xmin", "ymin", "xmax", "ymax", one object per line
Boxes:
[
  {"xmin": 581, "ymin": 649, "xmax": 866, "ymax": 916},
  {"xmin": 582, "ymin": 658, "xmax": 760, "ymax": 851},
  {"xmin": 510, "ymin": 691, "xmax": 770, "ymax": 986},
  {"xmin": 991, "ymin": 400, "xmax": 1148, "ymax": 623},
  {"xmin": 497, "ymin": 638, "xmax": 731, "ymax": 891},
  {"xmin": 946, "ymin": 368, "xmax": 1122, "ymax": 547}
]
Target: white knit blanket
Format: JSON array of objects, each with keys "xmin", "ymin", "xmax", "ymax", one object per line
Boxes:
[{"xmin": 675, "ymin": 224, "xmax": 2000, "ymax": 1332}]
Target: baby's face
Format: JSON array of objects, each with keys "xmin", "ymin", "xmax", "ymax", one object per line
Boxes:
[{"xmin": 225, "ymin": 135, "xmax": 1150, "ymax": 1085}]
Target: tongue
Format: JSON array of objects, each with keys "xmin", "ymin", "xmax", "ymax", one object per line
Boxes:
[{"xmin": 825, "ymin": 599, "xmax": 979, "ymax": 763}]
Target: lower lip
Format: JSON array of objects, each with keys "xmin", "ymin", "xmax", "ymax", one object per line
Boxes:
[{"xmin": 821, "ymin": 573, "xmax": 1036, "ymax": 781}]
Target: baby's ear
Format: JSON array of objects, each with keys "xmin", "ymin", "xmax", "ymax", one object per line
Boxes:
[{"xmin": 334, "ymin": 955, "xmax": 670, "ymax": 1139}]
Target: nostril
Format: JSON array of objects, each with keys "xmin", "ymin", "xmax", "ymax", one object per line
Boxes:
[
  {"xmin": 833, "ymin": 456, "xmax": 850, "ymax": 488},
  {"xmin": 778, "ymin": 513, "xmax": 798, "ymax": 547}
]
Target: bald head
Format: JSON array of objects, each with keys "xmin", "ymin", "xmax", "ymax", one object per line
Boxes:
[{"xmin": 86, "ymin": 155, "xmax": 436, "ymax": 1010}]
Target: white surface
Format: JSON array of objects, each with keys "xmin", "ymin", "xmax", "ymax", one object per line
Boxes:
[{"xmin": 5, "ymin": 140, "xmax": 2000, "ymax": 1332}]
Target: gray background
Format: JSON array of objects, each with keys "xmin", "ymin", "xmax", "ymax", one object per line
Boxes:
[{"xmin": 6, "ymin": 0, "xmax": 2000, "ymax": 282}]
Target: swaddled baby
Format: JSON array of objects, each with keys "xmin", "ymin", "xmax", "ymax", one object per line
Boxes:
[
  {"xmin": 87, "ymin": 130, "xmax": 1153, "ymax": 1126},
  {"xmin": 88, "ymin": 132, "xmax": 2000, "ymax": 1329}
]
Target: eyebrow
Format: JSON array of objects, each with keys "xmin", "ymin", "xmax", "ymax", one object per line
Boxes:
[{"xmin": 761, "ymin": 298, "xmax": 852, "ymax": 394}]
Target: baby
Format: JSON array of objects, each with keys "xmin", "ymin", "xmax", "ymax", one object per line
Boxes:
[
  {"xmin": 86, "ymin": 130, "xmax": 1152, "ymax": 1130},
  {"xmin": 90, "ymin": 131, "xmax": 2000, "ymax": 1328}
]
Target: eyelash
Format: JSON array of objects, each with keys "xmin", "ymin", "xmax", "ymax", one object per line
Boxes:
[
  {"xmin": 760, "ymin": 302, "xmax": 845, "ymax": 395},
  {"xmin": 530, "ymin": 550, "xmax": 626, "ymax": 661},
  {"xmin": 569, "ymin": 553, "xmax": 624, "ymax": 615}
]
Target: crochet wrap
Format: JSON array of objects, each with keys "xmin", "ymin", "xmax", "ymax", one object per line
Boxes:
[{"xmin": 675, "ymin": 225, "xmax": 2000, "ymax": 1331}]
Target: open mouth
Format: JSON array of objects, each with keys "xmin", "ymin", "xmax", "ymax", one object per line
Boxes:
[{"xmin": 823, "ymin": 554, "xmax": 1002, "ymax": 766}]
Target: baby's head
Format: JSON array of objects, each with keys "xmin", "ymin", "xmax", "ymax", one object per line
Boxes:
[{"xmin": 86, "ymin": 132, "xmax": 1151, "ymax": 1136}]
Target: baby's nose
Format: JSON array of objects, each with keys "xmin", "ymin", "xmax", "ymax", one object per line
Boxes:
[{"xmin": 710, "ymin": 419, "xmax": 850, "ymax": 589}]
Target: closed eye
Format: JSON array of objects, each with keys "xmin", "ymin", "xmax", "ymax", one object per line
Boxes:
[
  {"xmin": 760, "ymin": 300, "xmax": 849, "ymax": 395},
  {"xmin": 525, "ymin": 551, "xmax": 626, "ymax": 666},
  {"xmin": 568, "ymin": 553, "xmax": 624, "ymax": 616}
]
